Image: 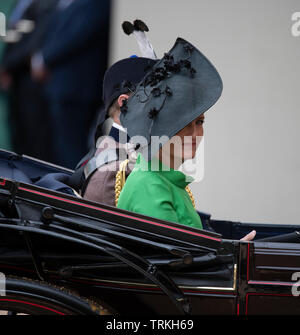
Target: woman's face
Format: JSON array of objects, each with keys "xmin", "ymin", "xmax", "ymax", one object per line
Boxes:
[
  {"xmin": 176, "ymin": 114, "xmax": 205, "ymax": 159},
  {"xmin": 159, "ymin": 114, "xmax": 205, "ymax": 167}
]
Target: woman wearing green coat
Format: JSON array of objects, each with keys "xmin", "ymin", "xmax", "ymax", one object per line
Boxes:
[{"xmin": 117, "ymin": 37, "xmax": 255, "ymax": 241}]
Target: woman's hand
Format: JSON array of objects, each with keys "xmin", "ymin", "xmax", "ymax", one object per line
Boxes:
[{"xmin": 240, "ymin": 230, "xmax": 256, "ymax": 241}]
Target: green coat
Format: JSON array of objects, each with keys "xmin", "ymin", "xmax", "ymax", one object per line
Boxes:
[{"xmin": 117, "ymin": 154, "xmax": 203, "ymax": 229}]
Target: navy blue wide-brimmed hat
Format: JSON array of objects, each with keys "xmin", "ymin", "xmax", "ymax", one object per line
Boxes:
[
  {"xmin": 120, "ymin": 37, "xmax": 223, "ymax": 160},
  {"xmin": 102, "ymin": 57, "xmax": 158, "ymax": 112}
]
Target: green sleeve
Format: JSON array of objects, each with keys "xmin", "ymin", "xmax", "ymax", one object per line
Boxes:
[{"xmin": 117, "ymin": 174, "xmax": 179, "ymax": 223}]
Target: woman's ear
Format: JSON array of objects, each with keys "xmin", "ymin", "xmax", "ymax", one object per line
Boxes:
[{"xmin": 117, "ymin": 94, "xmax": 130, "ymax": 108}]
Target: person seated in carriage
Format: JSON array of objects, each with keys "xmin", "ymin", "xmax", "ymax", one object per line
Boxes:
[
  {"xmin": 81, "ymin": 56, "xmax": 157, "ymax": 207},
  {"xmin": 115, "ymin": 36, "xmax": 219, "ymax": 230},
  {"xmin": 113, "ymin": 30, "xmax": 256, "ymax": 241},
  {"xmin": 73, "ymin": 20, "xmax": 158, "ymax": 207},
  {"xmin": 76, "ymin": 20, "xmax": 255, "ymax": 241}
]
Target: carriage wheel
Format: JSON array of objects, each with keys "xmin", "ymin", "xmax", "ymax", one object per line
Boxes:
[{"xmin": 0, "ymin": 277, "xmax": 107, "ymax": 315}]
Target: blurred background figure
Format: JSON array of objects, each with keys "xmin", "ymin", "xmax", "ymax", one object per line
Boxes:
[
  {"xmin": 0, "ymin": 0, "xmax": 19, "ymax": 152},
  {"xmin": 31, "ymin": 0, "xmax": 111, "ymax": 169},
  {"xmin": 0, "ymin": 0, "xmax": 59, "ymax": 161},
  {"xmin": 0, "ymin": 0, "xmax": 111, "ymax": 169}
]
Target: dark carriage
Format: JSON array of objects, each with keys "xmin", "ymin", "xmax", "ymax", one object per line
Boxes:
[{"xmin": 0, "ymin": 149, "xmax": 300, "ymax": 315}]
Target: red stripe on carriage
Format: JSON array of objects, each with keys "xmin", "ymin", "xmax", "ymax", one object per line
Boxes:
[
  {"xmin": 248, "ymin": 280, "xmax": 294, "ymax": 286},
  {"xmin": 0, "ymin": 179, "xmax": 5, "ymax": 186},
  {"xmin": 0, "ymin": 298, "xmax": 66, "ymax": 315},
  {"xmin": 18, "ymin": 186, "xmax": 222, "ymax": 242}
]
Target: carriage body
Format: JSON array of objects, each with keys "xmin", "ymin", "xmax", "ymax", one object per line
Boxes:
[{"xmin": 0, "ymin": 149, "xmax": 299, "ymax": 315}]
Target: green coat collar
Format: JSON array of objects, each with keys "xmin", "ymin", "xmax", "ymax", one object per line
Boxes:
[{"xmin": 134, "ymin": 153, "xmax": 193, "ymax": 189}]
